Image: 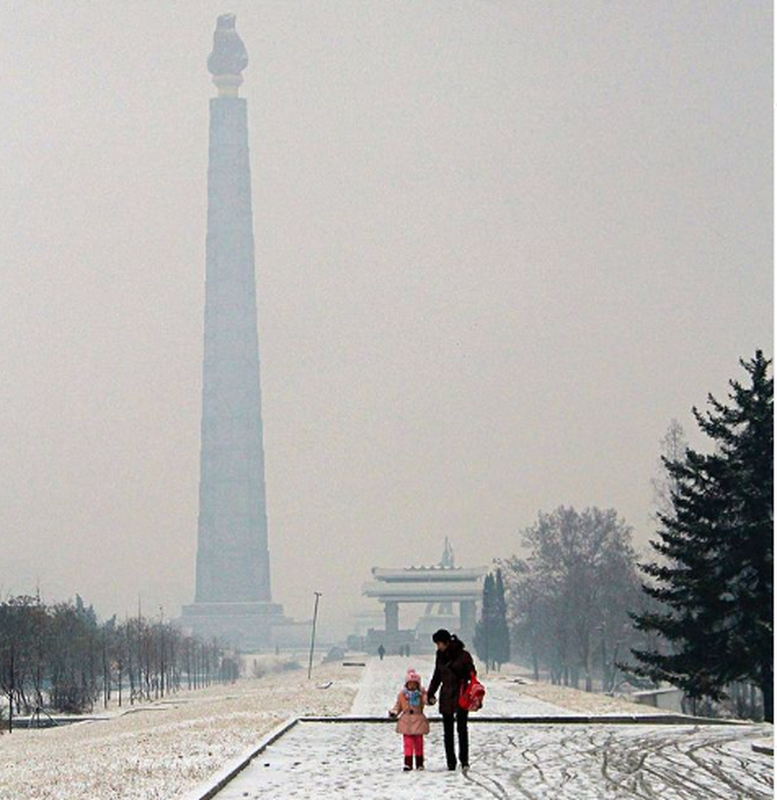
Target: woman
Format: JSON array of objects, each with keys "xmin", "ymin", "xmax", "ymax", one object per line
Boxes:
[{"xmin": 427, "ymin": 628, "xmax": 476, "ymax": 771}]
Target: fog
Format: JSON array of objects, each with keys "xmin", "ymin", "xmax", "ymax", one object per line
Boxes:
[{"xmin": 0, "ymin": 1, "xmax": 771, "ymax": 637}]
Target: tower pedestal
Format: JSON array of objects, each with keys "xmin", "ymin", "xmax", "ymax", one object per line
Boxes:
[{"xmin": 181, "ymin": 601, "xmax": 293, "ymax": 650}]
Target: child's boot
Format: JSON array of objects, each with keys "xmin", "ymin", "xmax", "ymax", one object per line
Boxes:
[
  {"xmin": 415, "ymin": 755, "xmax": 424, "ymax": 770},
  {"xmin": 403, "ymin": 756, "xmax": 413, "ymax": 771}
]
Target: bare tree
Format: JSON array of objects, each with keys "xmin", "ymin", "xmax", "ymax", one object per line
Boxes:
[
  {"xmin": 0, "ymin": 593, "xmax": 231, "ymax": 718},
  {"xmin": 500, "ymin": 507, "xmax": 643, "ymax": 691},
  {"xmin": 650, "ymin": 419, "xmax": 688, "ymax": 521}
]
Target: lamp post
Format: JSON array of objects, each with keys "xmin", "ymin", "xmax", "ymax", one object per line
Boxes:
[{"xmin": 307, "ymin": 592, "xmax": 322, "ymax": 679}]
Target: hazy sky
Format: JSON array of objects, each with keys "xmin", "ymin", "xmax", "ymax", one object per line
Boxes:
[{"xmin": 0, "ymin": 2, "xmax": 772, "ymax": 637}]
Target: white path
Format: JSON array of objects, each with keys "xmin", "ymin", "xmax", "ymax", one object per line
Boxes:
[
  {"xmin": 350, "ymin": 655, "xmax": 573, "ymax": 717},
  {"xmin": 216, "ymin": 719, "xmax": 772, "ymax": 800},
  {"xmin": 213, "ymin": 657, "xmax": 773, "ymax": 800}
]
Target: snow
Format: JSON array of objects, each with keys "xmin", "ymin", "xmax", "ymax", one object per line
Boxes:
[
  {"xmin": 215, "ymin": 656, "xmax": 773, "ymax": 799},
  {"xmin": 0, "ymin": 655, "xmax": 771, "ymax": 799},
  {"xmin": 0, "ymin": 659, "xmax": 361, "ymax": 800},
  {"xmin": 215, "ymin": 719, "xmax": 773, "ymax": 799},
  {"xmin": 350, "ymin": 655, "xmax": 574, "ymax": 717}
]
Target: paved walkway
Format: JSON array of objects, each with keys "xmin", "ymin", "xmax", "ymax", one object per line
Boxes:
[
  {"xmin": 214, "ymin": 657, "xmax": 773, "ymax": 800},
  {"xmin": 350, "ymin": 655, "xmax": 572, "ymax": 717}
]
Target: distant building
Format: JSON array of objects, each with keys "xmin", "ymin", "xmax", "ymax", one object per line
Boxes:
[{"xmin": 361, "ymin": 540, "xmax": 487, "ymax": 651}]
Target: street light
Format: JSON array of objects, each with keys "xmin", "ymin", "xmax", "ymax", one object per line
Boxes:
[{"xmin": 307, "ymin": 592, "xmax": 322, "ymax": 680}]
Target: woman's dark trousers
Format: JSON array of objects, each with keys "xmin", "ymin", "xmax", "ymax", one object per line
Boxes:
[{"xmin": 442, "ymin": 709, "xmax": 469, "ymax": 768}]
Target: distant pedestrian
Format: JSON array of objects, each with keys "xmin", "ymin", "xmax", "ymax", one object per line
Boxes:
[
  {"xmin": 388, "ymin": 668, "xmax": 430, "ymax": 771},
  {"xmin": 427, "ymin": 629, "xmax": 476, "ymax": 771},
  {"xmin": 378, "ymin": 644, "xmax": 386, "ymax": 661}
]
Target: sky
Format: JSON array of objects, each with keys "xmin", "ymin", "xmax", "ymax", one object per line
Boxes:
[{"xmin": 0, "ymin": 1, "xmax": 772, "ymax": 638}]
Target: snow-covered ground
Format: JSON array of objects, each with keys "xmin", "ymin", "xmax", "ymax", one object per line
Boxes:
[
  {"xmin": 350, "ymin": 655, "xmax": 574, "ymax": 717},
  {"xmin": 350, "ymin": 655, "xmax": 670, "ymax": 718},
  {"xmin": 0, "ymin": 659, "xmax": 361, "ymax": 800},
  {"xmin": 216, "ymin": 719, "xmax": 773, "ymax": 800},
  {"xmin": 0, "ymin": 655, "xmax": 771, "ymax": 799},
  {"xmin": 215, "ymin": 656, "xmax": 773, "ymax": 800}
]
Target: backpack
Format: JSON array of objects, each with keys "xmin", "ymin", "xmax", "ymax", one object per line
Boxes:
[{"xmin": 458, "ymin": 672, "xmax": 486, "ymax": 711}]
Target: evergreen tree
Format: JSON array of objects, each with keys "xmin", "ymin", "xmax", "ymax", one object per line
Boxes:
[
  {"xmin": 474, "ymin": 574, "xmax": 496, "ymax": 671},
  {"xmin": 631, "ymin": 351, "xmax": 773, "ymax": 721},
  {"xmin": 492, "ymin": 569, "xmax": 511, "ymax": 670},
  {"xmin": 474, "ymin": 571, "xmax": 513, "ymax": 671}
]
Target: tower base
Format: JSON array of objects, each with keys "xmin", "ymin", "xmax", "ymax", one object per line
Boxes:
[{"xmin": 180, "ymin": 601, "xmax": 293, "ymax": 651}]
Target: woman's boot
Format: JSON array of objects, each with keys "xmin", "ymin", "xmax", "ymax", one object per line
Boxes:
[
  {"xmin": 403, "ymin": 756, "xmax": 413, "ymax": 771},
  {"xmin": 415, "ymin": 755, "xmax": 425, "ymax": 770}
]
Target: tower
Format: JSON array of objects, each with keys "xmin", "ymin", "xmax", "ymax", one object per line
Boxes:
[{"xmin": 181, "ymin": 14, "xmax": 287, "ymax": 649}]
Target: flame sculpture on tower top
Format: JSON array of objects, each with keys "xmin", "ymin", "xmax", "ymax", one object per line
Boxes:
[{"xmin": 207, "ymin": 13, "xmax": 248, "ymax": 96}]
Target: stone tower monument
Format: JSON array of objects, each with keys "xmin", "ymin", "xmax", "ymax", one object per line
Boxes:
[{"xmin": 181, "ymin": 14, "xmax": 287, "ymax": 649}]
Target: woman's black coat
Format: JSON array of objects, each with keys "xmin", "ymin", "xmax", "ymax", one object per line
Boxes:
[{"xmin": 427, "ymin": 637, "xmax": 476, "ymax": 715}]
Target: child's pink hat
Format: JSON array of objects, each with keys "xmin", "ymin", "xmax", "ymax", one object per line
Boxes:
[{"xmin": 405, "ymin": 668, "xmax": 422, "ymax": 685}]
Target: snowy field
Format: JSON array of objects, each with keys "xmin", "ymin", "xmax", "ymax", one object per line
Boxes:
[
  {"xmin": 0, "ymin": 658, "xmax": 361, "ymax": 800},
  {"xmin": 215, "ymin": 656, "xmax": 773, "ymax": 800}
]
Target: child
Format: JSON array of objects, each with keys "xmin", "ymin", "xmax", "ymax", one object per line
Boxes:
[{"xmin": 389, "ymin": 668, "xmax": 431, "ymax": 771}]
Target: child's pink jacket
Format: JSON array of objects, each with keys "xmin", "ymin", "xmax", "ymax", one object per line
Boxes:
[{"xmin": 390, "ymin": 689, "xmax": 431, "ymax": 735}]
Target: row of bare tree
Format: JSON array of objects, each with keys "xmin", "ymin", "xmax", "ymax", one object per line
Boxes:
[{"xmin": 0, "ymin": 594, "xmax": 237, "ymax": 731}]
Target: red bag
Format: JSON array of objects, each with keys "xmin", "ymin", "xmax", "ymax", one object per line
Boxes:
[{"xmin": 458, "ymin": 672, "xmax": 486, "ymax": 711}]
